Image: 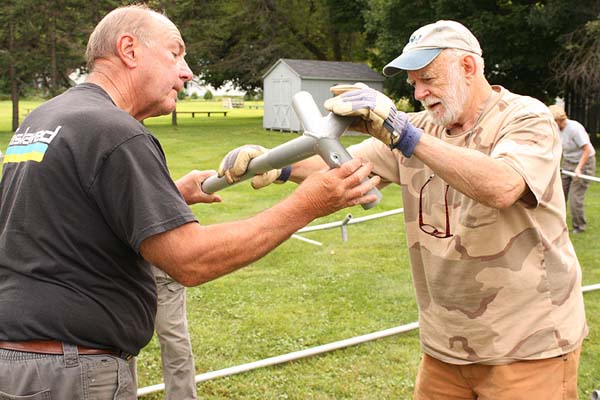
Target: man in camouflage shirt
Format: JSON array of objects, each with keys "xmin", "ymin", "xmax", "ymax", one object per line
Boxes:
[{"xmin": 219, "ymin": 20, "xmax": 587, "ymax": 399}]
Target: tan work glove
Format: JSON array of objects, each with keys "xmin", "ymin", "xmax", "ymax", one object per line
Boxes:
[
  {"xmin": 217, "ymin": 145, "xmax": 291, "ymax": 189},
  {"xmin": 324, "ymin": 82, "xmax": 403, "ymax": 146},
  {"xmin": 324, "ymin": 82, "xmax": 422, "ymax": 157}
]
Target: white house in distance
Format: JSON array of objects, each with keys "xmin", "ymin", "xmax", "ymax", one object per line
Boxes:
[
  {"xmin": 262, "ymin": 58, "xmax": 384, "ymax": 132},
  {"xmin": 185, "ymin": 79, "xmax": 246, "ymax": 97},
  {"xmin": 68, "ymin": 70, "xmax": 246, "ymax": 98}
]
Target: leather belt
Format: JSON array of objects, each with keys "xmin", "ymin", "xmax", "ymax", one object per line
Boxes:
[{"xmin": 0, "ymin": 340, "xmax": 133, "ymax": 360}]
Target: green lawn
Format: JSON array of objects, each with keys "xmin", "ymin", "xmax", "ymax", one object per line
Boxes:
[{"xmin": 1, "ymin": 100, "xmax": 599, "ymax": 399}]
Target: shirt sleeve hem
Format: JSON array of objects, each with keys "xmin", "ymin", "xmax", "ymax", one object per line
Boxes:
[{"xmin": 132, "ymin": 213, "xmax": 198, "ymax": 252}]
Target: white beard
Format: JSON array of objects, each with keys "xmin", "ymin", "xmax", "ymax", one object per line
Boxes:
[{"xmin": 422, "ymin": 65, "xmax": 469, "ymax": 127}]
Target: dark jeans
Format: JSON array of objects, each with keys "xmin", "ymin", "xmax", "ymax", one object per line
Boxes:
[{"xmin": 0, "ymin": 343, "xmax": 137, "ymax": 399}]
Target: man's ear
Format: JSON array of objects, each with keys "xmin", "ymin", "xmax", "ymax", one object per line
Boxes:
[
  {"xmin": 462, "ymin": 54, "xmax": 479, "ymax": 82},
  {"xmin": 116, "ymin": 33, "xmax": 138, "ymax": 68}
]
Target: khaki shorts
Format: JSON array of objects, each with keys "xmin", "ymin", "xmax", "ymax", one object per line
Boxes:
[{"xmin": 414, "ymin": 347, "xmax": 581, "ymax": 400}]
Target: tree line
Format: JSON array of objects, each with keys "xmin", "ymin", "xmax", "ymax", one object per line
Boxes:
[{"xmin": 1, "ymin": 0, "xmax": 599, "ymax": 131}]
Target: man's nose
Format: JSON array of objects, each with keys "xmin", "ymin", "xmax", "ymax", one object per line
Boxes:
[
  {"xmin": 180, "ymin": 59, "xmax": 193, "ymax": 82},
  {"xmin": 413, "ymin": 84, "xmax": 429, "ymax": 102}
]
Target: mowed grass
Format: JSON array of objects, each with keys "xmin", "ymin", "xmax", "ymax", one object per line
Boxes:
[{"xmin": 1, "ymin": 99, "xmax": 599, "ymax": 399}]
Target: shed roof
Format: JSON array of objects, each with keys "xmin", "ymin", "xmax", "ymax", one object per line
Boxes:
[{"xmin": 263, "ymin": 58, "xmax": 384, "ymax": 81}]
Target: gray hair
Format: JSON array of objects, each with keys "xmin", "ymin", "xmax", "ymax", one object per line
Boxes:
[
  {"xmin": 444, "ymin": 48, "xmax": 486, "ymax": 75},
  {"xmin": 86, "ymin": 4, "xmax": 164, "ymax": 71}
]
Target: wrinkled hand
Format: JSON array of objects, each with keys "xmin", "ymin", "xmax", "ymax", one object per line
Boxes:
[
  {"xmin": 292, "ymin": 158, "xmax": 380, "ymax": 218},
  {"xmin": 324, "ymin": 83, "xmax": 406, "ymax": 146},
  {"xmin": 217, "ymin": 145, "xmax": 290, "ymax": 189},
  {"xmin": 176, "ymin": 170, "xmax": 222, "ymax": 205}
]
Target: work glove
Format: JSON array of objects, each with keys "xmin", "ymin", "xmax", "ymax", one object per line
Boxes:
[
  {"xmin": 217, "ymin": 145, "xmax": 291, "ymax": 189},
  {"xmin": 324, "ymin": 82, "xmax": 422, "ymax": 157}
]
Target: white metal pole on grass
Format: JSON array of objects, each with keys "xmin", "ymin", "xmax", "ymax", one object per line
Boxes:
[
  {"xmin": 297, "ymin": 208, "xmax": 404, "ymax": 234},
  {"xmin": 583, "ymin": 283, "xmax": 600, "ymax": 293},
  {"xmin": 291, "ymin": 234, "xmax": 323, "ymax": 246},
  {"xmin": 193, "ymin": 322, "xmax": 420, "ymax": 383},
  {"xmin": 291, "ymin": 209, "xmax": 404, "ymax": 246},
  {"xmin": 561, "ymin": 170, "xmax": 600, "ymax": 183},
  {"xmin": 138, "ymin": 284, "xmax": 600, "ymax": 397},
  {"xmin": 137, "ymin": 322, "xmax": 419, "ymax": 397}
]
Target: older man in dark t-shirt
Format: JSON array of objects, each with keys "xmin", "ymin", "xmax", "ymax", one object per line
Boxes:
[{"xmin": 0, "ymin": 5, "xmax": 379, "ymax": 399}]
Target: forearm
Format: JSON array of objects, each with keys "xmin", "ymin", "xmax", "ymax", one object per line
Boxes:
[
  {"xmin": 575, "ymin": 144, "xmax": 592, "ymax": 174},
  {"xmin": 141, "ymin": 192, "xmax": 316, "ymax": 286},
  {"xmin": 143, "ymin": 158, "xmax": 379, "ymax": 285},
  {"xmin": 414, "ymin": 133, "xmax": 527, "ymax": 209},
  {"xmin": 289, "ymin": 155, "xmax": 328, "ymax": 184}
]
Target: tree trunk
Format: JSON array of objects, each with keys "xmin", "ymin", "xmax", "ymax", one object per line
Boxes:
[
  {"xmin": 331, "ymin": 29, "xmax": 342, "ymax": 61},
  {"xmin": 9, "ymin": 18, "xmax": 19, "ymax": 132},
  {"xmin": 50, "ymin": 8, "xmax": 58, "ymax": 96}
]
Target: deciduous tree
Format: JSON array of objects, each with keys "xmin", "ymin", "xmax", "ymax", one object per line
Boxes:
[
  {"xmin": 167, "ymin": 0, "xmax": 369, "ymax": 91},
  {"xmin": 0, "ymin": 0, "xmax": 120, "ymax": 130},
  {"xmin": 363, "ymin": 0, "xmax": 596, "ymax": 106}
]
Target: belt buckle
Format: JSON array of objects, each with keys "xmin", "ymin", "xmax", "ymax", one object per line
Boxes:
[{"xmin": 118, "ymin": 350, "xmax": 134, "ymax": 361}]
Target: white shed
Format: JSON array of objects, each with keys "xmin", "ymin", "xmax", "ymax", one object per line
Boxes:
[{"xmin": 262, "ymin": 59, "xmax": 385, "ymax": 132}]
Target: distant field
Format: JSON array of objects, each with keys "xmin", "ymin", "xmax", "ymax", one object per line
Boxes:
[
  {"xmin": 1, "ymin": 99, "xmax": 599, "ymax": 399},
  {"xmin": 0, "ymin": 98, "xmax": 263, "ymax": 134}
]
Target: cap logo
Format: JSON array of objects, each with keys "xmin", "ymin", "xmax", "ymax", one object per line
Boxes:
[{"xmin": 409, "ymin": 33, "xmax": 422, "ymax": 44}]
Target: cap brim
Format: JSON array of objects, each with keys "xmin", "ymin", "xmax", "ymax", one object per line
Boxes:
[{"xmin": 383, "ymin": 48, "xmax": 443, "ymax": 76}]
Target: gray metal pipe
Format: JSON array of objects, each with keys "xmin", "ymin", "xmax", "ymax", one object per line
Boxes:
[
  {"xmin": 201, "ymin": 91, "xmax": 382, "ymax": 210},
  {"xmin": 202, "ymin": 135, "xmax": 317, "ymax": 193}
]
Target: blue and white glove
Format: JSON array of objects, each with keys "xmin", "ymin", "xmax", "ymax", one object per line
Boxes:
[
  {"xmin": 217, "ymin": 145, "xmax": 291, "ymax": 189},
  {"xmin": 324, "ymin": 82, "xmax": 422, "ymax": 157}
]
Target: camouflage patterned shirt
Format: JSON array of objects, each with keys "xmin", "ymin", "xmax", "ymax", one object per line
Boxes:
[{"xmin": 348, "ymin": 86, "xmax": 587, "ymax": 364}]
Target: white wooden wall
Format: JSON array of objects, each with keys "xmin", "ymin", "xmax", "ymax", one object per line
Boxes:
[
  {"xmin": 263, "ymin": 62, "xmax": 384, "ymax": 133},
  {"xmin": 263, "ymin": 63, "xmax": 302, "ymax": 131}
]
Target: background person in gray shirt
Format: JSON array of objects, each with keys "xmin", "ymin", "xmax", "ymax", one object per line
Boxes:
[{"xmin": 550, "ymin": 104, "xmax": 597, "ymax": 234}]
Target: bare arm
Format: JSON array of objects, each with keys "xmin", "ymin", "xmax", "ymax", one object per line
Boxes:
[
  {"xmin": 414, "ymin": 133, "xmax": 530, "ymax": 209},
  {"xmin": 289, "ymin": 155, "xmax": 329, "ymax": 183},
  {"xmin": 574, "ymin": 143, "xmax": 593, "ymax": 176},
  {"xmin": 140, "ymin": 158, "xmax": 380, "ymax": 286},
  {"xmin": 293, "ymin": 136, "xmax": 531, "ymax": 209}
]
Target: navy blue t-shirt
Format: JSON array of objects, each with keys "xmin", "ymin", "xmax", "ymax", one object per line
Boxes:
[{"xmin": 0, "ymin": 83, "xmax": 197, "ymax": 355}]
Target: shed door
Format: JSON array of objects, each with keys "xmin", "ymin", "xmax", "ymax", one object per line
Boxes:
[{"xmin": 272, "ymin": 79, "xmax": 291, "ymax": 130}]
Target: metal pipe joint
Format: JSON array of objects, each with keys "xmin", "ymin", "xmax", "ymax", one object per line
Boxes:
[{"xmin": 201, "ymin": 91, "xmax": 382, "ymax": 210}]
